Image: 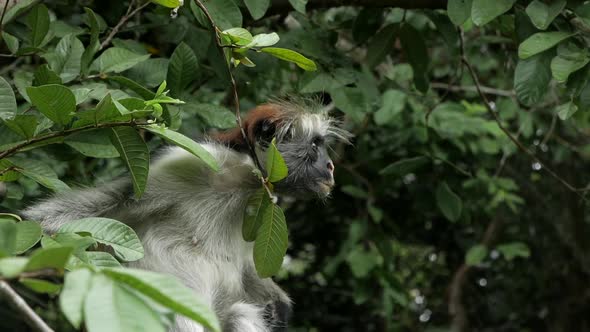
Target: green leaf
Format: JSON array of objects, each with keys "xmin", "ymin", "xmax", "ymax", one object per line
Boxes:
[
  {"xmin": 0, "ymin": 219, "xmax": 17, "ymax": 256},
  {"xmin": 9, "ymin": 157, "xmax": 70, "ymax": 192},
  {"xmin": 243, "ymin": 188, "xmax": 272, "ymax": 242},
  {"xmin": 20, "ymin": 278, "xmax": 61, "ymax": 294},
  {"xmin": 330, "ymin": 87, "xmax": 368, "ymax": 123},
  {"xmin": 0, "ymin": 159, "xmax": 21, "ymax": 181},
  {"xmin": 550, "ymin": 43, "xmax": 590, "ymax": 83},
  {"xmin": 90, "ymin": 48, "xmax": 150, "ymax": 74},
  {"xmin": 447, "ymin": 0, "xmax": 473, "ymax": 26},
  {"xmin": 346, "ymin": 245, "xmax": 382, "ymax": 278},
  {"xmin": 471, "ymin": 0, "xmax": 516, "ymax": 26},
  {"xmin": 2, "ymin": 32, "xmax": 19, "ymax": 54},
  {"xmin": 352, "ymin": 9, "xmax": 384, "ymax": 44},
  {"xmin": 14, "ymin": 221, "xmax": 42, "ymax": 254},
  {"xmin": 374, "ymin": 89, "xmax": 406, "ymax": 125},
  {"xmin": 2, "ymin": 0, "xmax": 40, "ymax": 24},
  {"xmin": 25, "ymin": 247, "xmax": 73, "ymax": 272},
  {"xmin": 102, "ymin": 268, "xmax": 221, "ymax": 332},
  {"xmin": 167, "ymin": 42, "xmax": 199, "ymax": 97},
  {"xmin": 465, "ymin": 244, "xmax": 488, "ymax": 265},
  {"xmin": 143, "ymin": 125, "xmax": 219, "ymax": 171},
  {"xmin": 3, "ymin": 115, "xmax": 38, "ymax": 139},
  {"xmin": 253, "ymin": 203, "xmax": 288, "ymax": 278},
  {"xmin": 556, "ymin": 101, "xmax": 578, "ymax": 120},
  {"xmin": 246, "ymin": 33, "xmax": 280, "ymax": 48},
  {"xmin": 260, "ymin": 47, "xmax": 317, "ymax": 71},
  {"xmin": 525, "ymin": 0, "xmax": 566, "ymax": 30},
  {"xmin": 27, "ymin": 84, "xmax": 76, "ymax": 125},
  {"xmin": 108, "ymin": 76, "xmax": 155, "ymax": 100},
  {"xmin": 0, "ymin": 76, "xmax": 17, "ymax": 119},
  {"xmin": 183, "ymin": 102, "xmax": 235, "ymax": 129},
  {"xmin": 496, "ymin": 242, "xmax": 531, "ymax": 261},
  {"xmin": 87, "ymin": 252, "xmax": 122, "ymax": 268},
  {"xmin": 518, "ymin": 32, "xmax": 572, "ymax": 59},
  {"xmin": 41, "ymin": 233, "xmax": 96, "ymax": 268},
  {"xmin": 366, "ymin": 24, "xmax": 397, "ymax": 67},
  {"xmin": 190, "ymin": 0, "xmax": 242, "ymax": 30},
  {"xmin": 110, "ymin": 127, "xmax": 150, "ymax": 198},
  {"xmin": 33, "ymin": 64, "xmax": 63, "ymax": 86},
  {"xmin": 58, "ymin": 217, "xmax": 144, "ymax": 262},
  {"xmin": 380, "ymin": 156, "xmax": 430, "ymax": 177},
  {"xmin": 72, "ymin": 88, "xmax": 92, "ymax": 105},
  {"xmin": 26, "ymin": 3, "xmax": 50, "ymax": 47},
  {"xmin": 81, "ymin": 8, "xmax": 100, "ymax": 75},
  {"xmin": 65, "ymin": 129, "xmax": 120, "ymax": 158},
  {"xmin": 551, "ymin": 56, "xmax": 589, "ymax": 83},
  {"xmin": 266, "ymin": 138, "xmax": 288, "ymax": 182},
  {"xmin": 60, "ymin": 268, "xmax": 93, "ymax": 328},
  {"xmin": 399, "ymin": 24, "xmax": 429, "ymax": 93},
  {"xmin": 288, "ymin": 0, "xmax": 307, "ymax": 14},
  {"xmin": 0, "ymin": 257, "xmax": 28, "ymax": 277},
  {"xmin": 84, "ymin": 274, "xmax": 166, "ymax": 332},
  {"xmin": 514, "ymin": 52, "xmax": 552, "ymax": 106},
  {"xmin": 150, "ymin": 0, "xmax": 181, "ymax": 8},
  {"xmin": 44, "ymin": 34, "xmax": 85, "ymax": 83},
  {"xmin": 245, "ymin": 0, "xmax": 270, "ymax": 20},
  {"xmin": 435, "ymin": 182, "xmax": 462, "ymax": 222},
  {"xmin": 124, "ymin": 59, "xmax": 168, "ymax": 88}
]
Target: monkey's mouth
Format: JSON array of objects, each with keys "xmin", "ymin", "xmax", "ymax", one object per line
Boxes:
[{"xmin": 317, "ymin": 180, "xmax": 335, "ymax": 195}]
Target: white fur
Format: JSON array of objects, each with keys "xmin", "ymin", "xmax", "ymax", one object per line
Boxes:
[{"xmin": 22, "ymin": 104, "xmax": 347, "ymax": 331}]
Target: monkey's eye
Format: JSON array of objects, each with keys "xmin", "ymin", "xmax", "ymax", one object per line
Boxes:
[{"xmin": 311, "ymin": 137, "xmax": 323, "ymax": 149}]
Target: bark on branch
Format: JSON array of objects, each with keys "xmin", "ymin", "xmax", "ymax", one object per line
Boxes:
[{"xmin": 269, "ymin": 0, "xmax": 447, "ymax": 13}]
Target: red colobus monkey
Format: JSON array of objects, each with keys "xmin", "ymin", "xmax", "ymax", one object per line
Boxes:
[{"xmin": 23, "ymin": 99, "xmax": 350, "ymax": 331}]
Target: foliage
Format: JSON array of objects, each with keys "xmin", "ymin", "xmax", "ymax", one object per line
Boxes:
[{"xmin": 2, "ymin": 0, "xmax": 590, "ymax": 331}]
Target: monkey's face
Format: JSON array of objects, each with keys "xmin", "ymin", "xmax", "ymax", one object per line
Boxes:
[
  {"xmin": 255, "ymin": 114, "xmax": 345, "ymax": 199},
  {"xmin": 273, "ymin": 135, "xmax": 335, "ymax": 199}
]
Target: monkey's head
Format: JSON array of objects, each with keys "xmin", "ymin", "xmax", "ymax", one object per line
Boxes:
[{"xmin": 216, "ymin": 99, "xmax": 351, "ymax": 199}]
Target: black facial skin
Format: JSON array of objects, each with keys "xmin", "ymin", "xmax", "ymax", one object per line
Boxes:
[
  {"xmin": 273, "ymin": 135, "xmax": 335, "ymax": 199},
  {"xmin": 255, "ymin": 120, "xmax": 335, "ymax": 199}
]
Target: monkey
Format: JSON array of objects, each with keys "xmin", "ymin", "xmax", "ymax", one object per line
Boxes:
[{"xmin": 22, "ymin": 99, "xmax": 350, "ymax": 332}]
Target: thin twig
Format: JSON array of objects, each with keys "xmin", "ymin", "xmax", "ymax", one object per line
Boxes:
[
  {"xmin": 448, "ymin": 218, "xmax": 502, "ymax": 332},
  {"xmin": 0, "ymin": 165, "xmax": 17, "ymax": 177},
  {"xmin": 0, "ymin": 120, "xmax": 149, "ymax": 159},
  {"xmin": 99, "ymin": 0, "xmax": 150, "ymax": 50},
  {"xmin": 192, "ymin": 0, "xmax": 268, "ymax": 179},
  {"xmin": 0, "ymin": 0, "xmax": 10, "ymax": 33},
  {"xmin": 458, "ymin": 31, "xmax": 586, "ymax": 196},
  {"xmin": 0, "ymin": 280, "xmax": 54, "ymax": 332},
  {"xmin": 430, "ymin": 82, "xmax": 515, "ymax": 97},
  {"xmin": 541, "ymin": 113, "xmax": 557, "ymax": 146},
  {"xmin": 0, "ymin": 57, "xmax": 23, "ymax": 75},
  {"xmin": 425, "ymin": 27, "xmax": 466, "ymax": 123}
]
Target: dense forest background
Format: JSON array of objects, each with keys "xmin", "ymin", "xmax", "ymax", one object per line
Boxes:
[{"xmin": 2, "ymin": 0, "xmax": 590, "ymax": 331}]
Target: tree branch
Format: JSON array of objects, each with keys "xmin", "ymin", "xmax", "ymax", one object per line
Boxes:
[
  {"xmin": 448, "ymin": 218, "xmax": 502, "ymax": 332},
  {"xmin": 430, "ymin": 82, "xmax": 515, "ymax": 98},
  {"xmin": 0, "ymin": 280, "xmax": 54, "ymax": 332},
  {"xmin": 0, "ymin": 120, "xmax": 149, "ymax": 159},
  {"xmin": 0, "ymin": 0, "xmax": 10, "ymax": 34},
  {"xmin": 99, "ymin": 0, "xmax": 151, "ymax": 50},
  {"xmin": 192, "ymin": 0, "xmax": 270, "ymax": 187},
  {"xmin": 458, "ymin": 31, "xmax": 587, "ymax": 197},
  {"xmin": 267, "ymin": 0, "xmax": 446, "ymax": 15}
]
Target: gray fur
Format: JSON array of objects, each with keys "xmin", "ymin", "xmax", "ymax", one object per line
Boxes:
[{"xmin": 22, "ymin": 105, "xmax": 349, "ymax": 331}]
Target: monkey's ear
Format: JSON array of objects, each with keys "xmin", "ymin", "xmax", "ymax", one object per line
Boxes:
[{"xmin": 252, "ymin": 119, "xmax": 276, "ymax": 148}]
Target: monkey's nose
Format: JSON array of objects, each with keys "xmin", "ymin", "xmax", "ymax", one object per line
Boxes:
[{"xmin": 327, "ymin": 160, "xmax": 334, "ymax": 173}]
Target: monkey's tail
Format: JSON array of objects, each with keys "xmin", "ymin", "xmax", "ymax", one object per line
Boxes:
[{"xmin": 21, "ymin": 178, "xmax": 132, "ymax": 233}]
